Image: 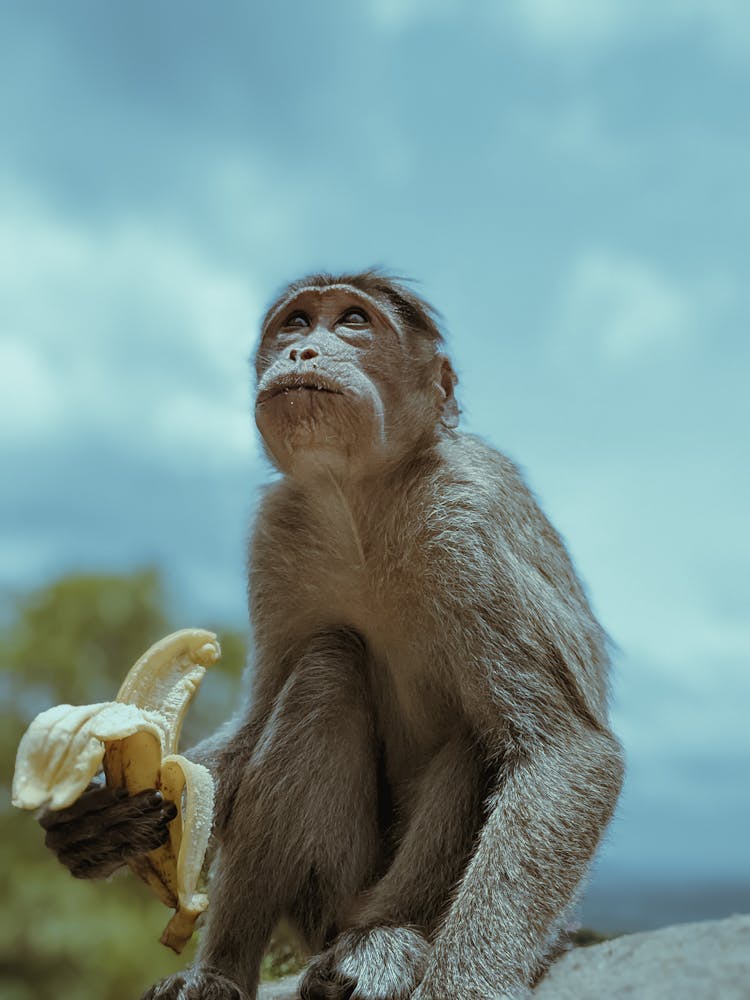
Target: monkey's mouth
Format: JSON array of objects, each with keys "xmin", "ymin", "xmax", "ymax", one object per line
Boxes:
[{"xmin": 257, "ymin": 373, "xmax": 345, "ymax": 403}]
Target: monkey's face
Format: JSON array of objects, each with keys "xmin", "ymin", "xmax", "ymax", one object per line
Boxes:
[{"xmin": 254, "ymin": 285, "xmax": 444, "ymax": 479}]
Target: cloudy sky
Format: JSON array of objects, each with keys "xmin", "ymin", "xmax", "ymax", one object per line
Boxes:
[{"xmin": 2, "ymin": 1, "xmax": 748, "ymax": 901}]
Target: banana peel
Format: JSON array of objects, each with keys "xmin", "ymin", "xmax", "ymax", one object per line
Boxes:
[{"xmin": 12, "ymin": 628, "xmax": 220, "ymax": 953}]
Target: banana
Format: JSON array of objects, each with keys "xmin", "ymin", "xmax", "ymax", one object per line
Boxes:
[{"xmin": 12, "ymin": 628, "xmax": 220, "ymax": 953}]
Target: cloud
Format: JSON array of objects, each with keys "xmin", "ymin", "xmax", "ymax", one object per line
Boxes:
[
  {"xmin": 0, "ymin": 437, "xmax": 259, "ymax": 625},
  {"xmin": 365, "ymin": 0, "xmax": 750, "ymax": 56},
  {"xmin": 505, "ymin": 0, "xmax": 631, "ymax": 50},
  {"xmin": 367, "ymin": 0, "xmax": 460, "ymax": 31},
  {"xmin": 0, "ymin": 339, "xmax": 65, "ymax": 435},
  {"xmin": 506, "ymin": 99, "xmax": 631, "ymax": 169},
  {"xmin": 0, "ymin": 176, "xmax": 262, "ymax": 466},
  {"xmin": 0, "ymin": 176, "xmax": 272, "ymax": 618},
  {"xmin": 554, "ymin": 250, "xmax": 695, "ymax": 364},
  {"xmin": 502, "ymin": 0, "xmax": 750, "ymax": 57}
]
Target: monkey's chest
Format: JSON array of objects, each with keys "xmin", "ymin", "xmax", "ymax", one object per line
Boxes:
[
  {"xmin": 304, "ymin": 555, "xmax": 455, "ymax": 775},
  {"xmin": 305, "ymin": 546, "xmax": 418, "ymax": 661}
]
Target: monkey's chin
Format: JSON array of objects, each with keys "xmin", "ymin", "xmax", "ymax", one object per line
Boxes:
[
  {"xmin": 269, "ymin": 441, "xmax": 364, "ymax": 481},
  {"xmin": 259, "ymin": 422, "xmax": 381, "ymax": 481},
  {"xmin": 256, "ymin": 397, "xmax": 385, "ymax": 480}
]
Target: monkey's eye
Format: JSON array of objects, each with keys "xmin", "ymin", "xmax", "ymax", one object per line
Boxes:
[
  {"xmin": 282, "ymin": 311, "xmax": 310, "ymax": 330},
  {"xmin": 337, "ymin": 308, "xmax": 370, "ymax": 327}
]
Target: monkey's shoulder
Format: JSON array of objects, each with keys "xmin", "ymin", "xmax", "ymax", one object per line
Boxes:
[
  {"xmin": 432, "ymin": 432, "xmax": 530, "ymax": 504},
  {"xmin": 396, "ymin": 433, "xmax": 591, "ymax": 616},
  {"xmin": 419, "ymin": 433, "xmax": 560, "ymax": 549}
]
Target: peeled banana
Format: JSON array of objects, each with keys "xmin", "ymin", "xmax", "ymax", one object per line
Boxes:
[{"xmin": 12, "ymin": 628, "xmax": 220, "ymax": 953}]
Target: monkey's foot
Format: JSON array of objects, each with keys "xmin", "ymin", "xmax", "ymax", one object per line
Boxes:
[
  {"xmin": 141, "ymin": 969, "xmax": 248, "ymax": 1000},
  {"xmin": 300, "ymin": 925, "xmax": 429, "ymax": 1000}
]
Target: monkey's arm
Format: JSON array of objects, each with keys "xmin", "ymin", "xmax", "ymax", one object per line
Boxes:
[
  {"xmin": 182, "ymin": 713, "xmax": 264, "ymax": 837},
  {"xmin": 412, "ymin": 491, "xmax": 623, "ymax": 997},
  {"xmin": 350, "ymin": 733, "xmax": 488, "ymax": 934},
  {"xmin": 182, "ymin": 645, "xmax": 293, "ymax": 832},
  {"xmin": 414, "ymin": 721, "xmax": 623, "ymax": 999},
  {"xmin": 182, "ymin": 712, "xmax": 249, "ymax": 777}
]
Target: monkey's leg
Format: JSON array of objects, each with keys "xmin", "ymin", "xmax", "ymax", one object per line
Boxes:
[
  {"xmin": 357, "ymin": 732, "xmax": 487, "ymax": 930},
  {"xmin": 143, "ymin": 630, "xmax": 380, "ymax": 1000},
  {"xmin": 300, "ymin": 733, "xmax": 487, "ymax": 1000},
  {"xmin": 413, "ymin": 725, "xmax": 625, "ymax": 1000}
]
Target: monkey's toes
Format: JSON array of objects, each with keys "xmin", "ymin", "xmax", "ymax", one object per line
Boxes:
[
  {"xmin": 300, "ymin": 926, "xmax": 428, "ymax": 1000},
  {"xmin": 141, "ymin": 970, "xmax": 248, "ymax": 1000},
  {"xmin": 299, "ymin": 956, "xmax": 356, "ymax": 1000}
]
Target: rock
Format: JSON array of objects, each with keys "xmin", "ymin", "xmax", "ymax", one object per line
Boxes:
[
  {"xmin": 534, "ymin": 914, "xmax": 750, "ymax": 1000},
  {"xmin": 257, "ymin": 914, "xmax": 750, "ymax": 999},
  {"xmin": 257, "ymin": 975, "xmax": 300, "ymax": 1000}
]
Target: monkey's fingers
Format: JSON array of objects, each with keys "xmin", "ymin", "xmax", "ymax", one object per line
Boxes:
[
  {"xmin": 51, "ymin": 802, "xmax": 178, "ymax": 880},
  {"xmin": 41, "ymin": 786, "xmax": 174, "ymax": 837},
  {"xmin": 38, "ymin": 782, "xmax": 128, "ymax": 830},
  {"xmin": 55, "ymin": 818, "xmax": 171, "ymax": 862},
  {"xmin": 44, "ymin": 792, "xmax": 177, "ymax": 853},
  {"xmin": 61, "ymin": 822, "xmax": 175, "ymax": 880},
  {"xmin": 63, "ymin": 837, "xmax": 162, "ymax": 880}
]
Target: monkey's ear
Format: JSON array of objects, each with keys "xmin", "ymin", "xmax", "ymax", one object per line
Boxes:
[{"xmin": 434, "ymin": 356, "xmax": 459, "ymax": 429}]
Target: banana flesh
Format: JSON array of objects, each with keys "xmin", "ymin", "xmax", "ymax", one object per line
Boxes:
[{"xmin": 12, "ymin": 628, "xmax": 220, "ymax": 953}]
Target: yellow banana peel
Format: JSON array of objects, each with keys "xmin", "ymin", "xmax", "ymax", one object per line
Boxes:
[{"xmin": 12, "ymin": 628, "xmax": 220, "ymax": 953}]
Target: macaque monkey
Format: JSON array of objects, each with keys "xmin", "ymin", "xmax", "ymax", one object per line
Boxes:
[{"xmin": 42, "ymin": 272, "xmax": 624, "ymax": 1000}]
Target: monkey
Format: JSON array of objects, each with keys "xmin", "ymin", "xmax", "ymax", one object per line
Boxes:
[{"xmin": 40, "ymin": 271, "xmax": 624, "ymax": 1000}]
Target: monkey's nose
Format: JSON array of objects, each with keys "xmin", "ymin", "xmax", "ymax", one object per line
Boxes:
[{"xmin": 289, "ymin": 346, "xmax": 320, "ymax": 362}]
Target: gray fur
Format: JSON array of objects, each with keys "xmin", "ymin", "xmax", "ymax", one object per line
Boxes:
[
  {"xmin": 184, "ymin": 274, "xmax": 624, "ymax": 999},
  {"xmin": 43, "ymin": 272, "xmax": 624, "ymax": 1000}
]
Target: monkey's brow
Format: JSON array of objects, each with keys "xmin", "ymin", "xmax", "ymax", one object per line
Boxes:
[{"xmin": 263, "ymin": 286, "xmax": 398, "ymax": 332}]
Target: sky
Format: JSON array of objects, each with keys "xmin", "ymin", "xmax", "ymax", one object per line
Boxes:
[{"xmin": 1, "ymin": 0, "xmax": 749, "ymax": 904}]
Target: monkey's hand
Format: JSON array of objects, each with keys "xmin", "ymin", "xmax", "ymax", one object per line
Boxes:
[
  {"xmin": 300, "ymin": 926, "xmax": 429, "ymax": 1000},
  {"xmin": 140, "ymin": 968, "xmax": 248, "ymax": 1000},
  {"xmin": 39, "ymin": 780, "xmax": 178, "ymax": 880},
  {"xmin": 13, "ymin": 628, "xmax": 220, "ymax": 952}
]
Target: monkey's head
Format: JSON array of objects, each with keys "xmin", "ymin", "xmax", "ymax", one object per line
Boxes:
[{"xmin": 254, "ymin": 271, "xmax": 458, "ymax": 480}]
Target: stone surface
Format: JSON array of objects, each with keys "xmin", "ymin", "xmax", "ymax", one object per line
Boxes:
[
  {"xmin": 534, "ymin": 914, "xmax": 750, "ymax": 1000},
  {"xmin": 257, "ymin": 914, "xmax": 750, "ymax": 999},
  {"xmin": 257, "ymin": 974, "xmax": 301, "ymax": 1000}
]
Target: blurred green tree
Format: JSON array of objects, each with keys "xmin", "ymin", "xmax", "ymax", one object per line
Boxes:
[
  {"xmin": 0, "ymin": 569, "xmax": 268, "ymax": 1000},
  {"xmin": 1, "ymin": 569, "xmax": 170, "ymax": 706}
]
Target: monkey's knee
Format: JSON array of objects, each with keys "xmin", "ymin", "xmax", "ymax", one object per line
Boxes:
[
  {"xmin": 303, "ymin": 627, "xmax": 367, "ymax": 662},
  {"xmin": 242, "ymin": 628, "xmax": 378, "ymax": 814},
  {"xmin": 279, "ymin": 628, "xmax": 372, "ymax": 718}
]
